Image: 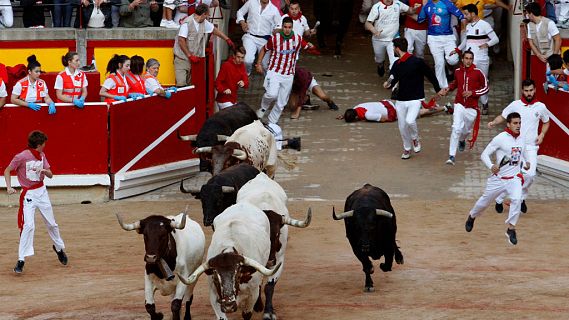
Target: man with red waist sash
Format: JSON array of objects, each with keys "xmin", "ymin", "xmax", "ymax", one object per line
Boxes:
[
  {"xmin": 339, "ymin": 99, "xmax": 449, "ymax": 122},
  {"xmin": 4, "ymin": 131, "xmax": 68, "ymax": 274},
  {"xmin": 442, "ymin": 50, "xmax": 488, "ymax": 165}
]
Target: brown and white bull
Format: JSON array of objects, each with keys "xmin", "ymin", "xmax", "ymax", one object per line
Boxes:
[
  {"xmin": 178, "ymin": 203, "xmax": 280, "ymax": 320},
  {"xmin": 116, "ymin": 210, "xmax": 206, "ymax": 320},
  {"xmin": 193, "ymin": 120, "xmax": 278, "ymax": 177},
  {"xmin": 236, "ymin": 172, "xmax": 311, "ymax": 320}
]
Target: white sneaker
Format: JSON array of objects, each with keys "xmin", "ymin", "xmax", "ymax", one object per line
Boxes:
[
  {"xmin": 160, "ymin": 19, "xmax": 168, "ymax": 27},
  {"xmin": 446, "ymin": 156, "xmax": 455, "ymax": 165},
  {"xmin": 166, "ymin": 20, "xmax": 179, "ymax": 29},
  {"xmin": 413, "ymin": 139, "xmax": 421, "ymax": 153},
  {"xmin": 401, "ymin": 150, "xmax": 411, "ymax": 160}
]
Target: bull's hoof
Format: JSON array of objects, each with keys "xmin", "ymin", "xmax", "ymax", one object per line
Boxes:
[
  {"xmin": 395, "ymin": 252, "xmax": 404, "ymax": 265},
  {"xmin": 363, "ymin": 286, "xmax": 375, "ymax": 293},
  {"xmin": 379, "ymin": 263, "xmax": 392, "ymax": 272},
  {"xmin": 263, "ymin": 313, "xmax": 277, "ymax": 320}
]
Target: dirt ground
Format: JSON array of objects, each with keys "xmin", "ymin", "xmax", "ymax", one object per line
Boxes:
[{"xmin": 0, "ymin": 198, "xmax": 568, "ymax": 320}]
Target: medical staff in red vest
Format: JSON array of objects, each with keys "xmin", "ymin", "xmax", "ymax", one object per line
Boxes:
[
  {"xmin": 99, "ymin": 54, "xmax": 130, "ymax": 103},
  {"xmin": 144, "ymin": 58, "xmax": 177, "ymax": 98},
  {"xmin": 54, "ymin": 51, "xmax": 87, "ymax": 108},
  {"xmin": 11, "ymin": 55, "xmax": 56, "ymax": 115},
  {"xmin": 124, "ymin": 55, "xmax": 146, "ymax": 99}
]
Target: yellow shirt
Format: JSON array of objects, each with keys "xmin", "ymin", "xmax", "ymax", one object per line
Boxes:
[{"xmin": 454, "ymin": 0, "xmax": 496, "ymax": 19}]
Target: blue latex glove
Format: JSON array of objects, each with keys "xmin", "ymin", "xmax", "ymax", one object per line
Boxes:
[
  {"xmin": 73, "ymin": 98, "xmax": 85, "ymax": 108},
  {"xmin": 164, "ymin": 91, "xmax": 172, "ymax": 99},
  {"xmin": 128, "ymin": 93, "xmax": 144, "ymax": 100},
  {"xmin": 167, "ymin": 86, "xmax": 178, "ymax": 93},
  {"xmin": 146, "ymin": 88, "xmax": 155, "ymax": 95},
  {"xmin": 27, "ymin": 102, "xmax": 41, "ymax": 111},
  {"xmin": 114, "ymin": 95, "xmax": 127, "ymax": 102},
  {"xmin": 48, "ymin": 102, "xmax": 56, "ymax": 115},
  {"xmin": 564, "ymin": 84, "xmax": 569, "ymax": 91},
  {"xmin": 546, "ymin": 70, "xmax": 552, "ymax": 76},
  {"xmin": 547, "ymin": 75, "xmax": 559, "ymax": 86}
]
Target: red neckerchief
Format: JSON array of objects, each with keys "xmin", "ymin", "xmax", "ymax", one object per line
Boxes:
[
  {"xmin": 505, "ymin": 127, "xmax": 520, "ymax": 138},
  {"xmin": 397, "ymin": 52, "xmax": 412, "ymax": 64},
  {"xmin": 28, "ymin": 148, "xmax": 42, "ymax": 160},
  {"xmin": 521, "ymin": 96, "xmax": 536, "ymax": 106},
  {"xmin": 381, "ymin": 0, "xmax": 390, "ymax": 8},
  {"xmin": 354, "ymin": 107, "xmax": 367, "ymax": 120},
  {"xmin": 289, "ymin": 11, "xmax": 303, "ymax": 21}
]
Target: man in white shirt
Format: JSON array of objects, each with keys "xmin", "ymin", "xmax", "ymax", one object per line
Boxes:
[
  {"xmin": 279, "ymin": 2, "xmax": 314, "ymax": 38},
  {"xmin": 237, "ymin": 0, "xmax": 281, "ymax": 75},
  {"xmin": 465, "ymin": 112, "xmax": 529, "ymax": 245},
  {"xmin": 488, "ymin": 79, "xmax": 550, "ymax": 214},
  {"xmin": 525, "ymin": 2, "xmax": 561, "ymax": 63},
  {"xmin": 0, "ymin": 78, "xmax": 7, "ymax": 108},
  {"xmin": 365, "ymin": 0, "xmax": 420, "ymax": 77}
]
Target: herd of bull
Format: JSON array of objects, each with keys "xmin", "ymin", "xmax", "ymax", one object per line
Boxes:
[{"xmin": 116, "ymin": 103, "xmax": 404, "ymax": 320}]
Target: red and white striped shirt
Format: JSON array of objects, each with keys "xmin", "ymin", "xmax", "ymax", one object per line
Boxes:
[{"xmin": 265, "ymin": 32, "xmax": 309, "ymax": 75}]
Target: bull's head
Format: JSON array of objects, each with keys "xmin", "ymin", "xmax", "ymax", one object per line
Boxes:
[
  {"xmin": 200, "ymin": 184, "xmax": 236, "ymax": 226},
  {"xmin": 332, "ymin": 207, "xmax": 393, "ymax": 254},
  {"xmin": 178, "ymin": 249, "xmax": 281, "ymax": 313},
  {"xmin": 193, "ymin": 142, "xmax": 248, "ymax": 175}
]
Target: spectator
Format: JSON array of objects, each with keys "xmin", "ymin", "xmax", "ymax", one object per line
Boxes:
[
  {"xmin": 54, "ymin": 51, "xmax": 88, "ymax": 107},
  {"xmin": 99, "ymin": 54, "xmax": 130, "ymax": 103},
  {"xmin": 119, "ymin": 0, "xmax": 159, "ymax": 27},
  {"xmin": 74, "ymin": 0, "xmax": 115, "ymax": 28},
  {"xmin": 215, "ymin": 46, "xmax": 249, "ymax": 110},
  {"xmin": 173, "ymin": 3, "xmax": 233, "ymax": 86},
  {"xmin": 11, "ymin": 55, "xmax": 56, "ymax": 114},
  {"xmin": 404, "ymin": 0, "xmax": 428, "ymax": 59},
  {"xmin": 558, "ymin": 0, "xmax": 569, "ymax": 28},
  {"xmin": 125, "ymin": 55, "xmax": 146, "ymax": 97},
  {"xmin": 21, "ymin": 0, "xmax": 47, "ymax": 28},
  {"xmin": 53, "ymin": 0, "xmax": 73, "ymax": 27},
  {"xmin": 144, "ymin": 58, "xmax": 176, "ymax": 98},
  {"xmin": 526, "ymin": 2, "xmax": 561, "ymax": 63},
  {"xmin": 160, "ymin": 0, "xmax": 183, "ymax": 28},
  {"xmin": 0, "ymin": 77, "xmax": 7, "ymax": 107},
  {"xmin": 0, "ymin": 0, "xmax": 14, "ymax": 28}
]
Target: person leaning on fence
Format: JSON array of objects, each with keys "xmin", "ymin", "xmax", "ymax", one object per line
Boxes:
[
  {"xmin": 125, "ymin": 55, "xmax": 146, "ymax": 99},
  {"xmin": 73, "ymin": 0, "xmax": 116, "ymax": 28},
  {"xmin": 11, "ymin": 55, "xmax": 56, "ymax": 115},
  {"xmin": 53, "ymin": 0, "xmax": 73, "ymax": 27},
  {"xmin": 99, "ymin": 54, "xmax": 131, "ymax": 103},
  {"xmin": 54, "ymin": 51, "xmax": 88, "ymax": 108},
  {"xmin": 525, "ymin": 1, "xmax": 561, "ymax": 63},
  {"xmin": 119, "ymin": 0, "xmax": 159, "ymax": 27},
  {"xmin": 144, "ymin": 58, "xmax": 177, "ymax": 98},
  {"xmin": 0, "ymin": 0, "xmax": 14, "ymax": 28}
]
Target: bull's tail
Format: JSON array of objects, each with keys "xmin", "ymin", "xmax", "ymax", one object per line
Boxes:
[{"xmin": 277, "ymin": 152, "xmax": 297, "ymax": 171}]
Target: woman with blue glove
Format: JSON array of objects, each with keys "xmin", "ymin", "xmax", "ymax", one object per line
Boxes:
[
  {"xmin": 99, "ymin": 54, "xmax": 131, "ymax": 104},
  {"xmin": 143, "ymin": 58, "xmax": 177, "ymax": 99},
  {"xmin": 125, "ymin": 55, "xmax": 146, "ymax": 100},
  {"xmin": 10, "ymin": 55, "xmax": 56, "ymax": 115},
  {"xmin": 54, "ymin": 51, "xmax": 88, "ymax": 108}
]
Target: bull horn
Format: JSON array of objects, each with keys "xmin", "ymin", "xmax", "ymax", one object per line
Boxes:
[
  {"xmin": 178, "ymin": 261, "xmax": 209, "ymax": 285},
  {"xmin": 232, "ymin": 149, "xmax": 247, "ymax": 160},
  {"xmin": 375, "ymin": 209, "xmax": 394, "ymax": 218},
  {"xmin": 242, "ymin": 256, "xmax": 282, "ymax": 276},
  {"xmin": 115, "ymin": 213, "xmax": 140, "ymax": 231},
  {"xmin": 283, "ymin": 208, "xmax": 312, "ymax": 228},
  {"xmin": 193, "ymin": 147, "xmax": 212, "ymax": 154},
  {"xmin": 171, "ymin": 209, "xmax": 188, "ymax": 229},
  {"xmin": 180, "ymin": 180, "xmax": 201, "ymax": 194},
  {"xmin": 177, "ymin": 130, "xmax": 197, "ymax": 141},
  {"xmin": 221, "ymin": 186, "xmax": 235, "ymax": 193},
  {"xmin": 217, "ymin": 135, "xmax": 229, "ymax": 142},
  {"xmin": 332, "ymin": 207, "xmax": 354, "ymax": 220}
]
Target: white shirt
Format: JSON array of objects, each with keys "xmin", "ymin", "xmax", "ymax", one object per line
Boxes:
[
  {"xmin": 88, "ymin": 6, "xmax": 106, "ymax": 28},
  {"xmin": 367, "ymin": 0, "xmax": 409, "ymax": 41},
  {"xmin": 145, "ymin": 77, "xmax": 163, "ymax": 94},
  {"xmin": 354, "ymin": 102, "xmax": 389, "ymax": 121},
  {"xmin": 54, "ymin": 67, "xmax": 89, "ymax": 90},
  {"xmin": 102, "ymin": 73, "xmax": 129, "ymax": 91},
  {"xmin": 458, "ymin": 19, "xmax": 499, "ymax": 62},
  {"xmin": 0, "ymin": 80, "xmax": 7, "ymax": 98},
  {"xmin": 12, "ymin": 77, "xmax": 49, "ymax": 102},
  {"xmin": 501, "ymin": 100, "xmax": 550, "ymax": 146},
  {"xmin": 279, "ymin": 14, "xmax": 310, "ymax": 38},
  {"xmin": 527, "ymin": 19, "xmax": 560, "ymax": 41},
  {"xmin": 482, "ymin": 131, "xmax": 526, "ymax": 177},
  {"xmin": 178, "ymin": 18, "xmax": 215, "ymax": 38},
  {"xmin": 236, "ymin": 0, "xmax": 281, "ymax": 36}
]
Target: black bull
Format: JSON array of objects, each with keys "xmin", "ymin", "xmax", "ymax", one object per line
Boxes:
[{"xmin": 333, "ymin": 184, "xmax": 404, "ymax": 292}]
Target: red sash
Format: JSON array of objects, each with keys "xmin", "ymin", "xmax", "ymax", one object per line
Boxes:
[
  {"xmin": 468, "ymin": 109, "xmax": 481, "ymax": 149},
  {"xmin": 380, "ymin": 100, "xmax": 397, "ymax": 122}
]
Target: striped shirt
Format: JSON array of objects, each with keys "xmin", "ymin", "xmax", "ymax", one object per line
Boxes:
[{"xmin": 265, "ymin": 32, "xmax": 309, "ymax": 75}]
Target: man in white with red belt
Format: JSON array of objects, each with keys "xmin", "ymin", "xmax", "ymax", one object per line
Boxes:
[
  {"xmin": 489, "ymin": 79, "xmax": 550, "ymax": 214},
  {"xmin": 465, "ymin": 112, "xmax": 529, "ymax": 245},
  {"xmin": 4, "ymin": 131, "xmax": 68, "ymax": 274},
  {"xmin": 237, "ymin": 0, "xmax": 281, "ymax": 75},
  {"xmin": 339, "ymin": 99, "xmax": 449, "ymax": 122},
  {"xmin": 255, "ymin": 16, "xmax": 314, "ymax": 124}
]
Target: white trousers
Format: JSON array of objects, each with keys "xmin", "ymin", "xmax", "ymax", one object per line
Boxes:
[
  {"xmin": 0, "ymin": 0, "xmax": 13, "ymax": 28},
  {"xmin": 469, "ymin": 175, "xmax": 523, "ymax": 226},
  {"xmin": 372, "ymin": 38, "xmax": 398, "ymax": 69},
  {"xmin": 19, "ymin": 186, "xmax": 65, "ymax": 261},
  {"xmin": 260, "ymin": 70, "xmax": 294, "ymax": 124},
  {"xmin": 395, "ymin": 99, "xmax": 422, "ymax": 151},
  {"xmin": 404, "ymin": 28, "xmax": 427, "ymax": 59},
  {"xmin": 242, "ymin": 33, "xmax": 270, "ymax": 75},
  {"xmin": 449, "ymin": 103, "xmax": 477, "ymax": 157},
  {"xmin": 496, "ymin": 145, "xmax": 538, "ymax": 202},
  {"xmin": 427, "ymin": 34, "xmax": 459, "ymax": 88},
  {"xmin": 474, "ymin": 57, "xmax": 490, "ymax": 105}
]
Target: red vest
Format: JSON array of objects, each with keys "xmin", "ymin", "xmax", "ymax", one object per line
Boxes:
[
  {"xmin": 125, "ymin": 71, "xmax": 145, "ymax": 95},
  {"xmin": 56, "ymin": 70, "xmax": 85, "ymax": 102},
  {"xmin": 104, "ymin": 73, "xmax": 128, "ymax": 103},
  {"xmin": 18, "ymin": 77, "xmax": 47, "ymax": 103}
]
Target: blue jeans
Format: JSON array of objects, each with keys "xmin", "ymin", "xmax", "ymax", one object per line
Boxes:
[
  {"xmin": 545, "ymin": 1, "xmax": 557, "ymax": 23},
  {"xmin": 53, "ymin": 0, "xmax": 73, "ymax": 27}
]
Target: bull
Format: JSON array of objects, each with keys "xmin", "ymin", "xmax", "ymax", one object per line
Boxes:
[
  {"xmin": 178, "ymin": 102, "xmax": 258, "ymax": 173},
  {"xmin": 180, "ymin": 163, "xmax": 260, "ymax": 226},
  {"xmin": 237, "ymin": 172, "xmax": 311, "ymax": 320},
  {"xmin": 333, "ymin": 184, "xmax": 404, "ymax": 292},
  {"xmin": 178, "ymin": 202, "xmax": 281, "ymax": 320},
  {"xmin": 116, "ymin": 210, "xmax": 206, "ymax": 320},
  {"xmin": 193, "ymin": 120, "xmax": 278, "ymax": 177}
]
